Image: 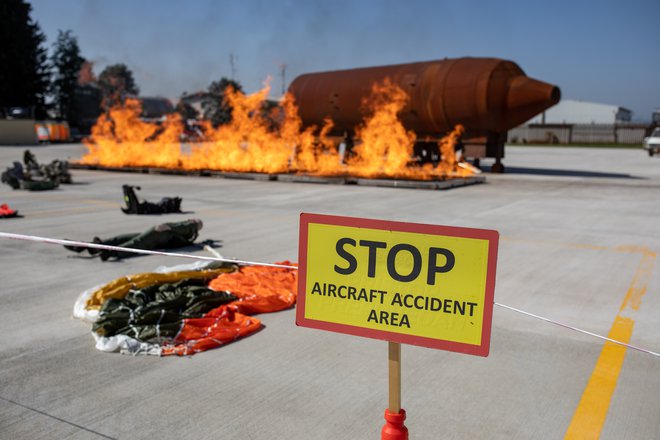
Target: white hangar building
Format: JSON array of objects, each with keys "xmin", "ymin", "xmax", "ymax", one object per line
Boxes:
[{"xmin": 527, "ymin": 99, "xmax": 632, "ymax": 125}]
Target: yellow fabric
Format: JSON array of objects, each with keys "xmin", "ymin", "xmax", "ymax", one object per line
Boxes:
[{"xmin": 85, "ymin": 267, "xmax": 236, "ymax": 310}]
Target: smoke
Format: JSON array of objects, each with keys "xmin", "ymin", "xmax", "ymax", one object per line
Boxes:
[{"xmin": 29, "ymin": 0, "xmax": 660, "ymax": 119}]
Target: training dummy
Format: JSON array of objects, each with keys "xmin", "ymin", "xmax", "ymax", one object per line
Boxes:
[
  {"xmin": 121, "ymin": 185, "xmax": 182, "ymax": 214},
  {"xmin": 0, "ymin": 150, "xmax": 71, "ymax": 190},
  {"xmin": 64, "ymin": 218, "xmax": 203, "ymax": 261}
]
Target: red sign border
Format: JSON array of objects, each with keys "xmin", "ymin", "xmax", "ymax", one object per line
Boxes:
[{"xmin": 296, "ymin": 212, "xmax": 499, "ymax": 357}]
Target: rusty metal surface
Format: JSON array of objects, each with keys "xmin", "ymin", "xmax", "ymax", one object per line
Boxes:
[{"xmin": 288, "ymin": 57, "xmax": 560, "ymax": 138}]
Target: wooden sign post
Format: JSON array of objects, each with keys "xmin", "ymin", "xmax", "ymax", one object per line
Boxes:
[
  {"xmin": 389, "ymin": 341, "xmax": 401, "ymax": 414},
  {"xmin": 297, "ymin": 213, "xmax": 499, "ymax": 438},
  {"xmin": 382, "ymin": 341, "xmax": 408, "ymax": 439}
]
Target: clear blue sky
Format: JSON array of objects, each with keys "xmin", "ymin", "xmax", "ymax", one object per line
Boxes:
[{"xmin": 30, "ymin": 0, "xmax": 660, "ymax": 121}]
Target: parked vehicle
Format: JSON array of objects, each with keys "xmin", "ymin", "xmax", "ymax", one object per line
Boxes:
[{"xmin": 643, "ymin": 127, "xmax": 660, "ymax": 156}]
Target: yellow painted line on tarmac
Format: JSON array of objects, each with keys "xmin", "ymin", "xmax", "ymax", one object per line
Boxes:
[{"xmin": 564, "ymin": 248, "xmax": 656, "ymax": 440}]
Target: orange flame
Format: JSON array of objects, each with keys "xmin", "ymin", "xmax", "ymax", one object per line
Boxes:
[
  {"xmin": 81, "ymin": 79, "xmax": 473, "ymax": 180},
  {"xmin": 293, "ymin": 116, "xmax": 342, "ymax": 175},
  {"xmin": 82, "ymin": 99, "xmax": 183, "ymax": 168},
  {"xmin": 346, "ymin": 78, "xmax": 416, "ymax": 178},
  {"xmin": 436, "ymin": 124, "xmax": 477, "ymax": 177},
  {"xmin": 187, "ymin": 84, "xmax": 293, "ymax": 173}
]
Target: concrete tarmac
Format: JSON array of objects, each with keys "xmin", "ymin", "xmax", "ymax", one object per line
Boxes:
[{"xmin": 0, "ymin": 143, "xmax": 658, "ymax": 439}]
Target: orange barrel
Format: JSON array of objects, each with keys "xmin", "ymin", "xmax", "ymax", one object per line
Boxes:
[
  {"xmin": 54, "ymin": 123, "xmax": 67, "ymax": 141},
  {"xmin": 46, "ymin": 122, "xmax": 59, "ymax": 141},
  {"xmin": 35, "ymin": 123, "xmax": 49, "ymax": 142},
  {"xmin": 54, "ymin": 123, "xmax": 64, "ymax": 141},
  {"xmin": 61, "ymin": 122, "xmax": 70, "ymax": 141}
]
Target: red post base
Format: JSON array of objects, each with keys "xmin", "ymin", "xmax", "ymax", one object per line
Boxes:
[{"xmin": 381, "ymin": 408, "xmax": 409, "ymax": 440}]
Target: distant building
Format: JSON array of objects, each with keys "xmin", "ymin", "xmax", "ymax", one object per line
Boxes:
[
  {"xmin": 509, "ymin": 99, "xmax": 646, "ymax": 144},
  {"xmin": 527, "ymin": 99, "xmax": 632, "ymax": 125}
]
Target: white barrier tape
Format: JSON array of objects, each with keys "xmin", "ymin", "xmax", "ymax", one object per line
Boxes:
[
  {"xmin": 0, "ymin": 232, "xmax": 297, "ymax": 269},
  {"xmin": 494, "ymin": 302, "xmax": 659, "ymax": 357},
  {"xmin": 1, "ymin": 231, "xmax": 657, "ymax": 358}
]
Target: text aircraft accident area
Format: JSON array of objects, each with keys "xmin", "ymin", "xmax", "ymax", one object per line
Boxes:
[
  {"xmin": 0, "ymin": 141, "xmax": 659, "ymax": 439},
  {"xmin": 297, "ymin": 214, "xmax": 498, "ymax": 356}
]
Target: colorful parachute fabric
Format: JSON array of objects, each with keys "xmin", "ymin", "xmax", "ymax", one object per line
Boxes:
[
  {"xmin": 83, "ymin": 267, "xmax": 234, "ymax": 312},
  {"xmin": 208, "ymin": 262, "xmax": 298, "ymax": 315},
  {"xmin": 75, "ymin": 261, "xmax": 297, "ymax": 356}
]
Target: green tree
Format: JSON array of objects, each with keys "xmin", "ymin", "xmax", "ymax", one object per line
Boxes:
[
  {"xmin": 202, "ymin": 77, "xmax": 243, "ymax": 127},
  {"xmin": 0, "ymin": 0, "xmax": 50, "ymax": 119},
  {"xmin": 50, "ymin": 30, "xmax": 85, "ymax": 122},
  {"xmin": 98, "ymin": 63, "xmax": 139, "ymax": 110}
]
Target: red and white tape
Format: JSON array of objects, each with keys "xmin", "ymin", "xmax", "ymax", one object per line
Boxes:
[{"xmin": 0, "ymin": 231, "xmax": 296, "ymax": 269}]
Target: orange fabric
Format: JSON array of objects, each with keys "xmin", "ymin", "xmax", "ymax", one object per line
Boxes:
[
  {"xmin": 0, "ymin": 203, "xmax": 17, "ymax": 217},
  {"xmin": 207, "ymin": 261, "xmax": 298, "ymax": 314},
  {"xmin": 162, "ymin": 306, "xmax": 262, "ymax": 356},
  {"xmin": 161, "ymin": 262, "xmax": 297, "ymax": 356}
]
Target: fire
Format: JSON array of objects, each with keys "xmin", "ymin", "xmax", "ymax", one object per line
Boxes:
[
  {"xmin": 81, "ymin": 79, "xmax": 474, "ymax": 179},
  {"xmin": 347, "ymin": 78, "xmax": 416, "ymax": 178},
  {"xmin": 82, "ymin": 99, "xmax": 183, "ymax": 168},
  {"xmin": 343, "ymin": 80, "xmax": 474, "ymax": 179},
  {"xmin": 437, "ymin": 124, "xmax": 477, "ymax": 177},
  {"xmin": 186, "ymin": 85, "xmax": 292, "ymax": 173},
  {"xmin": 292, "ymin": 116, "xmax": 342, "ymax": 175}
]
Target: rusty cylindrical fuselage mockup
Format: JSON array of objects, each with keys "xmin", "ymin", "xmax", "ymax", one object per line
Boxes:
[{"xmin": 288, "ymin": 57, "xmax": 560, "ymax": 139}]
